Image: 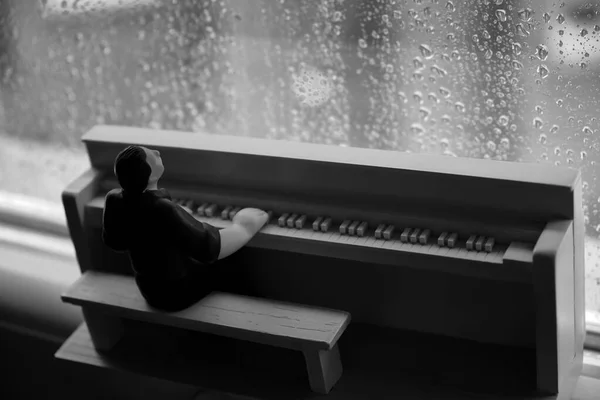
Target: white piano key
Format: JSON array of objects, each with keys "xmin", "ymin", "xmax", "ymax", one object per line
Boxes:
[
  {"xmin": 456, "ymin": 248, "xmax": 468, "ymax": 259},
  {"xmin": 354, "ymin": 236, "xmax": 371, "ymax": 247},
  {"xmin": 221, "ymin": 206, "xmax": 232, "ymax": 220},
  {"xmin": 474, "ymin": 251, "xmax": 488, "ymax": 261},
  {"xmin": 346, "ymin": 236, "xmax": 360, "ymax": 246},
  {"xmin": 445, "ymin": 247, "xmax": 463, "ymax": 259},
  {"xmin": 465, "ymin": 250, "xmax": 478, "ymax": 260},
  {"xmin": 435, "ymin": 246, "xmax": 450, "ymax": 256},
  {"xmin": 382, "ymin": 240, "xmax": 397, "ymax": 250},
  {"xmin": 363, "ymin": 236, "xmax": 377, "ymax": 247}
]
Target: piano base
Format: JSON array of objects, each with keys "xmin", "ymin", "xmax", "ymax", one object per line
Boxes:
[{"xmin": 55, "ymin": 319, "xmax": 584, "ymax": 400}]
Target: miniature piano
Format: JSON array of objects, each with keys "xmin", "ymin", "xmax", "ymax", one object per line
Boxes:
[{"xmin": 59, "ymin": 124, "xmax": 586, "ymax": 399}]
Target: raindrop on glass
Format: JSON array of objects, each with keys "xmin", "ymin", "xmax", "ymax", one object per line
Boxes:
[
  {"xmin": 419, "ymin": 44, "xmax": 434, "ymax": 59},
  {"xmin": 535, "ymin": 44, "xmax": 549, "ymax": 61},
  {"xmin": 495, "ymin": 9, "xmax": 507, "ymax": 22},
  {"xmin": 537, "ymin": 65, "xmax": 549, "ymax": 78}
]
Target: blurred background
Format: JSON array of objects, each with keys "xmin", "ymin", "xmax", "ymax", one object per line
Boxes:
[{"xmin": 0, "ymin": 0, "xmax": 599, "ymax": 324}]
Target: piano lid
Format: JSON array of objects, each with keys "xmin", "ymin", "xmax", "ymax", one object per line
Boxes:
[{"xmin": 81, "ymin": 125, "xmax": 581, "ymax": 223}]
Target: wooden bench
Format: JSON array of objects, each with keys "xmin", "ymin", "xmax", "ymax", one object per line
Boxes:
[{"xmin": 61, "ymin": 271, "xmax": 351, "ymax": 394}]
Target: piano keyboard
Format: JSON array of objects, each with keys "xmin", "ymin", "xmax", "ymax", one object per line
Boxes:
[{"xmin": 173, "ymin": 198, "xmax": 506, "ymax": 264}]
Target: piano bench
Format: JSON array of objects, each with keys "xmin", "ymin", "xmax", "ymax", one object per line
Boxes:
[{"xmin": 61, "ymin": 270, "xmax": 351, "ymax": 394}]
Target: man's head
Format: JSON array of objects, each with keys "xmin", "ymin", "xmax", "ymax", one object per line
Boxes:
[{"xmin": 114, "ymin": 145, "xmax": 164, "ymax": 194}]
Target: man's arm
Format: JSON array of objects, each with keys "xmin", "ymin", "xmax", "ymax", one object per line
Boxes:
[{"xmin": 217, "ymin": 208, "xmax": 269, "ymax": 260}]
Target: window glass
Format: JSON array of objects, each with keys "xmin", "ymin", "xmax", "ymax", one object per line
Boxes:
[{"xmin": 0, "ymin": 0, "xmax": 598, "ymax": 324}]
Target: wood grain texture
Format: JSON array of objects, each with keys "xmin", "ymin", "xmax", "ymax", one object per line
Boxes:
[{"xmin": 62, "ymin": 271, "xmax": 350, "ymax": 352}]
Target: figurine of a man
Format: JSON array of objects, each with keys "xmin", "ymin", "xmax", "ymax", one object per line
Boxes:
[{"xmin": 102, "ymin": 145, "xmax": 268, "ymax": 311}]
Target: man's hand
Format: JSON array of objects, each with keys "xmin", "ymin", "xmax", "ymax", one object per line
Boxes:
[{"xmin": 232, "ymin": 207, "xmax": 269, "ymax": 236}]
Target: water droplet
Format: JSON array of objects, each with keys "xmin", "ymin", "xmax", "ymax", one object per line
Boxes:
[
  {"xmin": 495, "ymin": 9, "xmax": 507, "ymax": 22},
  {"xmin": 333, "ymin": 11, "xmax": 342, "ymax": 22},
  {"xmin": 550, "ymin": 124, "xmax": 559, "ymax": 134},
  {"xmin": 487, "ymin": 141, "xmax": 497, "ymax": 151},
  {"xmin": 554, "ymin": 147, "xmax": 561, "ymax": 156},
  {"xmin": 393, "ymin": 10, "xmax": 402, "ymax": 19},
  {"xmin": 430, "ymin": 65, "xmax": 447, "ymax": 77},
  {"xmin": 539, "ymin": 133, "xmax": 548, "ymax": 144},
  {"xmin": 419, "ymin": 44, "xmax": 434, "ymax": 59},
  {"xmin": 413, "ymin": 91, "xmax": 423, "ymax": 103},
  {"xmin": 581, "ymin": 28, "xmax": 588, "ymax": 37},
  {"xmin": 446, "ymin": 1, "xmax": 455, "ymax": 12},
  {"xmin": 358, "ymin": 38, "xmax": 367, "ymax": 48},
  {"xmin": 500, "ymin": 137, "xmax": 510, "ymax": 149},
  {"xmin": 557, "ymin": 14, "xmax": 565, "ymax": 24},
  {"xmin": 512, "ymin": 42, "xmax": 522, "ymax": 55},
  {"xmin": 428, "ymin": 92, "xmax": 440, "ymax": 103},
  {"xmin": 413, "ymin": 57, "xmax": 424, "ymax": 68},
  {"xmin": 485, "ymin": 49, "xmax": 493, "ymax": 59},
  {"xmin": 533, "ymin": 117, "xmax": 544, "ymax": 129},
  {"xmin": 583, "ymin": 126, "xmax": 593, "ymax": 135},
  {"xmin": 439, "ymin": 87, "xmax": 451, "ymax": 98},
  {"xmin": 581, "ymin": 151, "xmax": 587, "ymax": 160},
  {"xmin": 595, "ymin": 24, "xmax": 600, "ymax": 32},
  {"xmin": 498, "ymin": 115, "xmax": 509, "ymax": 126},
  {"xmin": 535, "ymin": 44, "xmax": 549, "ymax": 60},
  {"xmin": 483, "ymin": 30, "xmax": 491, "ymax": 40},
  {"xmin": 556, "ymin": 99, "xmax": 563, "ymax": 107},
  {"xmin": 410, "ymin": 123, "xmax": 425, "ymax": 134},
  {"xmin": 512, "ymin": 60, "xmax": 523, "ymax": 70},
  {"xmin": 518, "ymin": 8, "xmax": 533, "ymax": 22},
  {"xmin": 516, "ymin": 24, "xmax": 530, "ymax": 37},
  {"xmin": 454, "ymin": 101, "xmax": 466, "ymax": 113},
  {"xmin": 419, "ymin": 107, "xmax": 431, "ymax": 121},
  {"xmin": 543, "ymin": 12, "xmax": 551, "ymax": 23},
  {"xmin": 537, "ymin": 64, "xmax": 549, "ymax": 78}
]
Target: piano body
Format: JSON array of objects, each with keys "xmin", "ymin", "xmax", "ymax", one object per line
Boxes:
[{"xmin": 61, "ymin": 125, "xmax": 585, "ymax": 399}]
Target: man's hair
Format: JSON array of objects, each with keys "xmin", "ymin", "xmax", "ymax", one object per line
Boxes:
[{"xmin": 114, "ymin": 145, "xmax": 152, "ymax": 195}]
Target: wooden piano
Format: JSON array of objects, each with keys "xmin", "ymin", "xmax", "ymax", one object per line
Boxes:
[{"xmin": 56, "ymin": 124, "xmax": 586, "ymax": 400}]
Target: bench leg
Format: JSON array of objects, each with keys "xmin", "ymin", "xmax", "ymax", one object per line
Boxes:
[
  {"xmin": 303, "ymin": 344, "xmax": 343, "ymax": 394},
  {"xmin": 82, "ymin": 307, "xmax": 124, "ymax": 352}
]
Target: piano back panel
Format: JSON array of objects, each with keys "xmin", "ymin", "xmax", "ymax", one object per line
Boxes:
[
  {"xmin": 85, "ymin": 225, "xmax": 536, "ymax": 348},
  {"xmin": 82, "ymin": 126, "xmax": 580, "ymax": 228}
]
